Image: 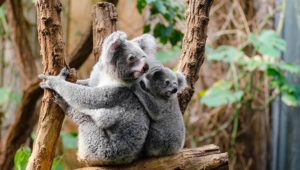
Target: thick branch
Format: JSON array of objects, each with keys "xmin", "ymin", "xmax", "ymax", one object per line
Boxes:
[
  {"xmin": 4, "ymin": 0, "xmax": 38, "ymax": 88},
  {"xmin": 76, "ymin": 145, "xmax": 228, "ymax": 170},
  {"xmin": 92, "ymin": 2, "xmax": 117, "ymax": 61},
  {"xmin": 177, "ymin": 0, "xmax": 214, "ymax": 113},
  {"xmin": 26, "ymin": 0, "xmax": 69, "ymax": 169}
]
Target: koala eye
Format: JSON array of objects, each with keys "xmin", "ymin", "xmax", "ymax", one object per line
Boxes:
[
  {"xmin": 142, "ymin": 55, "xmax": 146, "ymax": 58},
  {"xmin": 165, "ymin": 80, "xmax": 170, "ymax": 85},
  {"xmin": 127, "ymin": 54, "xmax": 137, "ymax": 63}
]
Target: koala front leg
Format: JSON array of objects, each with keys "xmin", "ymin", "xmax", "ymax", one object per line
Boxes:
[
  {"xmin": 53, "ymin": 92, "xmax": 92, "ymax": 124},
  {"xmin": 39, "ymin": 71, "xmax": 124, "ymax": 110}
]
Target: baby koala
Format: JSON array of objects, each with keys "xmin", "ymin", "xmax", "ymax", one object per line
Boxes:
[{"xmin": 133, "ymin": 65, "xmax": 187, "ymax": 157}]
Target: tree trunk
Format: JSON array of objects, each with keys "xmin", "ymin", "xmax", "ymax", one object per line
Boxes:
[
  {"xmin": 92, "ymin": 2, "xmax": 117, "ymax": 61},
  {"xmin": 26, "ymin": 0, "xmax": 69, "ymax": 169},
  {"xmin": 177, "ymin": 0, "xmax": 214, "ymax": 113},
  {"xmin": 76, "ymin": 145, "xmax": 228, "ymax": 170}
]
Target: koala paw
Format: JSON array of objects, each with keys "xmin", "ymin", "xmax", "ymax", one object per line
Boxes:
[{"xmin": 38, "ymin": 74, "xmax": 52, "ymax": 88}]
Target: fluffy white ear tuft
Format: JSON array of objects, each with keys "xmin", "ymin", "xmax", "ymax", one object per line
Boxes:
[
  {"xmin": 101, "ymin": 31, "xmax": 127, "ymax": 62},
  {"xmin": 132, "ymin": 34, "xmax": 157, "ymax": 58},
  {"xmin": 176, "ymin": 72, "xmax": 187, "ymax": 90}
]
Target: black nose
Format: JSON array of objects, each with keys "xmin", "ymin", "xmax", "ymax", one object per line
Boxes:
[
  {"xmin": 142, "ymin": 64, "xmax": 149, "ymax": 73},
  {"xmin": 171, "ymin": 88, "xmax": 178, "ymax": 93}
]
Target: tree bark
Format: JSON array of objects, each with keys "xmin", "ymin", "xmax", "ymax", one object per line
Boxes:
[
  {"xmin": 76, "ymin": 145, "xmax": 228, "ymax": 170},
  {"xmin": 26, "ymin": 0, "xmax": 69, "ymax": 169},
  {"xmin": 177, "ymin": 0, "xmax": 214, "ymax": 113},
  {"xmin": 92, "ymin": 2, "xmax": 117, "ymax": 61}
]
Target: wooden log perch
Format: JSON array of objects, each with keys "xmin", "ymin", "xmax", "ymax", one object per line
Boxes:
[{"xmin": 76, "ymin": 145, "xmax": 228, "ymax": 170}]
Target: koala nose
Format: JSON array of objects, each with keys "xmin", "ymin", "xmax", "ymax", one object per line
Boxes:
[
  {"xmin": 142, "ymin": 64, "xmax": 149, "ymax": 73},
  {"xmin": 171, "ymin": 88, "xmax": 178, "ymax": 93}
]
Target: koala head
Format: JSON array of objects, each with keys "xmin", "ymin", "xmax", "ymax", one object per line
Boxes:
[
  {"xmin": 143, "ymin": 65, "xmax": 187, "ymax": 98},
  {"xmin": 100, "ymin": 31, "xmax": 157, "ymax": 84}
]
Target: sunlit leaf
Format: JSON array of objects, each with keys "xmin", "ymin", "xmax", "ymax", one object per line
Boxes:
[
  {"xmin": 51, "ymin": 156, "xmax": 64, "ymax": 170},
  {"xmin": 282, "ymin": 94, "xmax": 299, "ymax": 106},
  {"xmin": 207, "ymin": 46, "xmax": 244, "ymax": 62},
  {"xmin": 251, "ymin": 30, "xmax": 286, "ymax": 57},
  {"xmin": 14, "ymin": 147, "xmax": 31, "ymax": 170},
  {"xmin": 156, "ymin": 46, "xmax": 181, "ymax": 63},
  {"xmin": 0, "ymin": 87, "xmax": 11, "ymax": 105}
]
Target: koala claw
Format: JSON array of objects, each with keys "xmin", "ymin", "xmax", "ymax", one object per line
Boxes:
[{"xmin": 58, "ymin": 67, "xmax": 69, "ymax": 79}]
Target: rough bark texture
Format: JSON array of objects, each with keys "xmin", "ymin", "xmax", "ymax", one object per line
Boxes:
[
  {"xmin": 92, "ymin": 2, "xmax": 117, "ymax": 61},
  {"xmin": 26, "ymin": 0, "xmax": 68, "ymax": 169},
  {"xmin": 76, "ymin": 145, "xmax": 228, "ymax": 170},
  {"xmin": 68, "ymin": 24, "xmax": 93, "ymax": 69},
  {"xmin": 0, "ymin": 0, "xmax": 41, "ymax": 169},
  {"xmin": 177, "ymin": 0, "xmax": 214, "ymax": 113}
]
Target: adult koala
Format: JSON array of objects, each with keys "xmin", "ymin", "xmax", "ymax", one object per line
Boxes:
[{"xmin": 38, "ymin": 31, "xmax": 156, "ymax": 166}]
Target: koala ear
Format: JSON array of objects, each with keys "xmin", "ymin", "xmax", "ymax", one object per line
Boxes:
[
  {"xmin": 132, "ymin": 34, "xmax": 157, "ymax": 58},
  {"xmin": 176, "ymin": 72, "xmax": 187, "ymax": 90},
  {"xmin": 146, "ymin": 65, "xmax": 163, "ymax": 80},
  {"xmin": 101, "ymin": 31, "xmax": 127, "ymax": 62}
]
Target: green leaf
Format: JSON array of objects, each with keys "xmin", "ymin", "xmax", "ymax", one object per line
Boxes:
[
  {"xmin": 9, "ymin": 92, "xmax": 22, "ymax": 103},
  {"xmin": 51, "ymin": 156, "xmax": 64, "ymax": 170},
  {"xmin": 279, "ymin": 63, "xmax": 300, "ymax": 74},
  {"xmin": 60, "ymin": 131, "xmax": 78, "ymax": 149},
  {"xmin": 199, "ymin": 80, "xmax": 243, "ymax": 107},
  {"xmin": 282, "ymin": 94, "xmax": 299, "ymax": 106},
  {"xmin": 143, "ymin": 24, "xmax": 151, "ymax": 33},
  {"xmin": 136, "ymin": 0, "xmax": 147, "ymax": 13},
  {"xmin": 200, "ymin": 89, "xmax": 244, "ymax": 107},
  {"xmin": 14, "ymin": 147, "xmax": 31, "ymax": 170},
  {"xmin": 0, "ymin": 87, "xmax": 11, "ymax": 105},
  {"xmin": 207, "ymin": 46, "xmax": 244, "ymax": 62},
  {"xmin": 251, "ymin": 30, "xmax": 286, "ymax": 57},
  {"xmin": 153, "ymin": 1, "xmax": 167, "ymax": 14},
  {"xmin": 156, "ymin": 46, "xmax": 181, "ymax": 63}
]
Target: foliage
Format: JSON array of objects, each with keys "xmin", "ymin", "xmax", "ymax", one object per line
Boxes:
[
  {"xmin": 136, "ymin": 0, "xmax": 185, "ymax": 46},
  {"xmin": 200, "ymin": 30, "xmax": 300, "ymax": 107},
  {"xmin": 155, "ymin": 46, "xmax": 181, "ymax": 62},
  {"xmin": 14, "ymin": 147, "xmax": 31, "ymax": 170},
  {"xmin": 60, "ymin": 131, "xmax": 78, "ymax": 149}
]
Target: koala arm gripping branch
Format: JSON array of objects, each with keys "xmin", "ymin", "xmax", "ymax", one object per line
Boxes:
[{"xmin": 39, "ymin": 74, "xmax": 125, "ymax": 110}]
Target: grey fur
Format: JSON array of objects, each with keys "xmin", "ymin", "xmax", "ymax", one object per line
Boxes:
[
  {"xmin": 133, "ymin": 65, "xmax": 187, "ymax": 157},
  {"xmin": 38, "ymin": 31, "xmax": 157, "ymax": 165}
]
